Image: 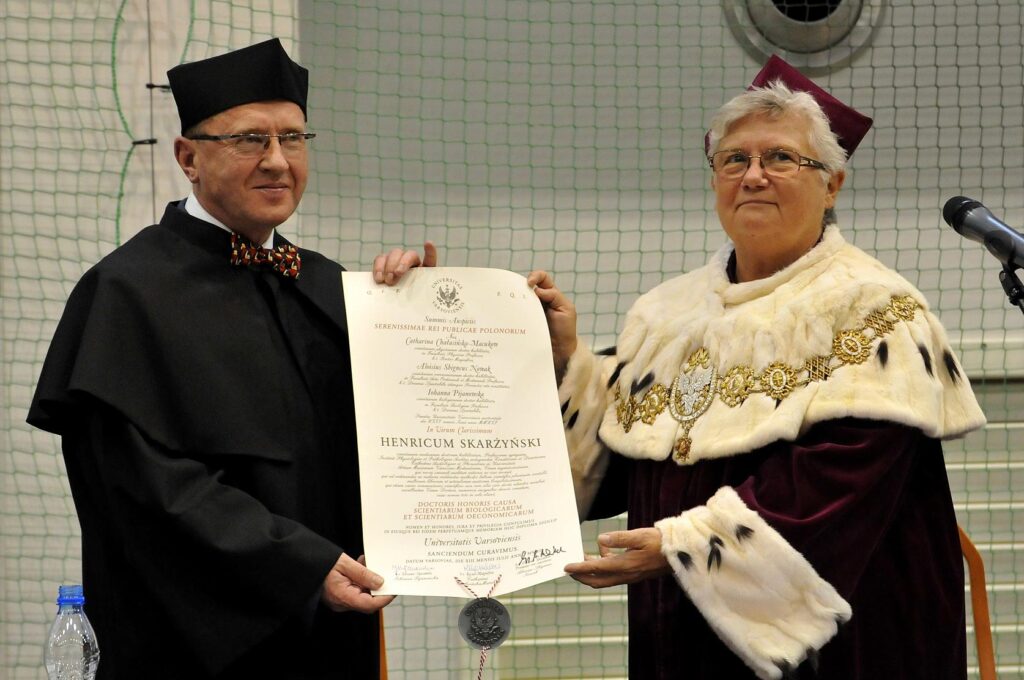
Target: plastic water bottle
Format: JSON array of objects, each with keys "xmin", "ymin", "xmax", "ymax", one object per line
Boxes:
[{"xmin": 45, "ymin": 584, "xmax": 100, "ymax": 680}]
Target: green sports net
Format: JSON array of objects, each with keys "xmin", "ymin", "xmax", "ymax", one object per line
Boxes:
[{"xmin": 2, "ymin": 1, "xmax": 1022, "ymax": 677}]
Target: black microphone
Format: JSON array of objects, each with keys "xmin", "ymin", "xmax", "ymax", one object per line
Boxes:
[{"xmin": 943, "ymin": 196, "xmax": 1024, "ymax": 269}]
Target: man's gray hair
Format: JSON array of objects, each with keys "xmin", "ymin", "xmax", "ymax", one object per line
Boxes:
[{"xmin": 707, "ymin": 80, "xmax": 847, "ymax": 175}]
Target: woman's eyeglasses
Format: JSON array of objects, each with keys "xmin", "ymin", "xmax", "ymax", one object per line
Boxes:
[{"xmin": 708, "ymin": 148, "xmax": 827, "ymax": 179}]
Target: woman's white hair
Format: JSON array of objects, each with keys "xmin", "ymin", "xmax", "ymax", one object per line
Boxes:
[{"xmin": 706, "ymin": 80, "xmax": 847, "ymax": 175}]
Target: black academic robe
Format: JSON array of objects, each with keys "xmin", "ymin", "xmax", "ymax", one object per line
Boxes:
[{"xmin": 28, "ymin": 202, "xmax": 378, "ymax": 679}]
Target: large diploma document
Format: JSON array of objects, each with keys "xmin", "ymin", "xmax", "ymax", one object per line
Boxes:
[{"xmin": 343, "ymin": 267, "xmax": 584, "ymax": 597}]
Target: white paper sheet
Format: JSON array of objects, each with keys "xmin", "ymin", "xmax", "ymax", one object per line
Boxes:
[{"xmin": 343, "ymin": 267, "xmax": 585, "ymax": 598}]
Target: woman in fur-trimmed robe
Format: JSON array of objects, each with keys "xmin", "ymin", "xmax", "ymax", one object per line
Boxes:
[{"xmin": 528, "ymin": 56, "xmax": 985, "ymax": 680}]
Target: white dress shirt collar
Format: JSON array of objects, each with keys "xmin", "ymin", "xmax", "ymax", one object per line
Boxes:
[{"xmin": 183, "ymin": 193, "xmax": 275, "ymax": 249}]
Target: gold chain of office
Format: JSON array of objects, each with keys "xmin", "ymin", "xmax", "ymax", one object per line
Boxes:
[{"xmin": 614, "ymin": 294, "xmax": 921, "ymax": 463}]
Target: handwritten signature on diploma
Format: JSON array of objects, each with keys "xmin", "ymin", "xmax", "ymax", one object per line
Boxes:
[{"xmin": 518, "ymin": 545, "xmax": 567, "ymax": 566}]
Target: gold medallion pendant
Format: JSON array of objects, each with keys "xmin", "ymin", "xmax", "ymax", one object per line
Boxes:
[{"xmin": 668, "ymin": 348, "xmax": 718, "ymax": 462}]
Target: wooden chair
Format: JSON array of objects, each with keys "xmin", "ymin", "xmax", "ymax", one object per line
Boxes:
[{"xmin": 959, "ymin": 525, "xmax": 996, "ymax": 680}]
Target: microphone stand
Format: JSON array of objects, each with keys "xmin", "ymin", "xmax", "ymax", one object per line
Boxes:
[{"xmin": 998, "ymin": 264, "xmax": 1024, "ymax": 316}]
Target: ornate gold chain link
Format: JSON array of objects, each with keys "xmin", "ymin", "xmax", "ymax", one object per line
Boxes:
[{"xmin": 614, "ymin": 295, "xmax": 921, "ymax": 462}]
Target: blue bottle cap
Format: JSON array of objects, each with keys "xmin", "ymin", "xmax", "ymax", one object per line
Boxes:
[{"xmin": 57, "ymin": 584, "xmax": 86, "ymax": 606}]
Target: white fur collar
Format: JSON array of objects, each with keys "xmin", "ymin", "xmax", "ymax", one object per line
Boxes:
[{"xmin": 597, "ymin": 226, "xmax": 986, "ymax": 464}]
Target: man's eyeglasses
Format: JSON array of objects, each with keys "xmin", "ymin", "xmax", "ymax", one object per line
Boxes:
[
  {"xmin": 708, "ymin": 148, "xmax": 827, "ymax": 179},
  {"xmin": 187, "ymin": 132, "xmax": 316, "ymax": 158}
]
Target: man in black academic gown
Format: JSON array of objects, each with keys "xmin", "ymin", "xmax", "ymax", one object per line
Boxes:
[{"xmin": 28, "ymin": 38, "xmax": 433, "ymax": 679}]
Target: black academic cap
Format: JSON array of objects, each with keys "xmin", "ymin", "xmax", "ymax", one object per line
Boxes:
[{"xmin": 167, "ymin": 38, "xmax": 308, "ymax": 133}]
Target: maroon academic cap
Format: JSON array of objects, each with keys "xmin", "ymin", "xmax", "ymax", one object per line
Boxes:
[
  {"xmin": 706, "ymin": 54, "xmax": 873, "ymax": 158},
  {"xmin": 168, "ymin": 38, "xmax": 308, "ymax": 133}
]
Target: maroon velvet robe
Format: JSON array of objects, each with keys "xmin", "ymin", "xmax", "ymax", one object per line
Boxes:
[{"xmin": 589, "ymin": 417, "xmax": 967, "ymax": 679}]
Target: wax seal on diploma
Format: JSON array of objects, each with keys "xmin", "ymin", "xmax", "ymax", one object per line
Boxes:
[
  {"xmin": 455, "ymin": 575, "xmax": 510, "ymax": 678},
  {"xmin": 459, "ymin": 597, "xmax": 511, "ymax": 649}
]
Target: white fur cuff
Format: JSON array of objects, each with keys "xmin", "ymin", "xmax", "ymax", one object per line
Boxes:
[
  {"xmin": 558, "ymin": 344, "xmax": 613, "ymax": 519},
  {"xmin": 655, "ymin": 487, "xmax": 852, "ymax": 680}
]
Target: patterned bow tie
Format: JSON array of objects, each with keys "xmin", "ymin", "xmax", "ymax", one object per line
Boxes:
[{"xmin": 230, "ymin": 233, "xmax": 302, "ymax": 279}]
